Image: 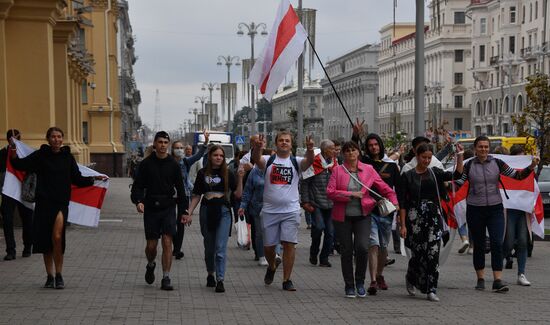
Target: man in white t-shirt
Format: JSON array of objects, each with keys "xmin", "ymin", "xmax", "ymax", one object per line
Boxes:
[{"xmin": 251, "ymin": 130, "xmax": 314, "ymax": 291}]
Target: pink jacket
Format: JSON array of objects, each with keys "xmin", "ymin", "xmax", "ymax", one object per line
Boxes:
[{"xmin": 326, "ymin": 161, "xmax": 398, "ymax": 222}]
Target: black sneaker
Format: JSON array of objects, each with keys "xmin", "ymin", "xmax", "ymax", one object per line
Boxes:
[
  {"xmin": 44, "ymin": 275, "xmax": 54, "ymax": 289},
  {"xmin": 492, "ymin": 279, "xmax": 509, "ymax": 293},
  {"xmin": 385, "ymin": 258, "xmax": 396, "ymax": 266},
  {"xmin": 206, "ymin": 274, "xmax": 216, "ymax": 287},
  {"xmin": 22, "ymin": 250, "xmax": 31, "ymax": 258},
  {"xmin": 215, "ymin": 281, "xmax": 225, "ymax": 293},
  {"xmin": 282, "ymin": 279, "xmax": 296, "ymax": 291},
  {"xmin": 309, "ymin": 255, "xmax": 318, "ymax": 265},
  {"xmin": 505, "ymin": 259, "xmax": 513, "ymax": 269},
  {"xmin": 319, "ymin": 260, "xmax": 332, "ymax": 267},
  {"xmin": 264, "ymin": 266, "xmax": 276, "ymax": 285},
  {"xmin": 3, "ymin": 254, "xmax": 15, "ymax": 261},
  {"xmin": 161, "ymin": 276, "xmax": 174, "ymax": 291},
  {"xmin": 173, "ymin": 251, "xmax": 184, "ymax": 260},
  {"xmin": 55, "ymin": 274, "xmax": 64, "ymax": 289},
  {"xmin": 145, "ymin": 262, "xmax": 156, "ymax": 285},
  {"xmin": 475, "ymin": 278, "xmax": 485, "ymax": 290}
]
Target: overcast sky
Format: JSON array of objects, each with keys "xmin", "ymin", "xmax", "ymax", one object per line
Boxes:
[{"xmin": 129, "ymin": 0, "xmax": 425, "ymax": 131}]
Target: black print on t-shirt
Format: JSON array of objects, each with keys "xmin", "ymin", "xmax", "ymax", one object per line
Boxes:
[{"xmin": 270, "ymin": 164, "xmax": 293, "ymax": 185}]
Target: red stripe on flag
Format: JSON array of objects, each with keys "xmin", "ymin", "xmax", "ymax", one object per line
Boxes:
[
  {"xmin": 70, "ymin": 185, "xmax": 107, "ymax": 209},
  {"xmin": 535, "ymin": 194, "xmax": 544, "ymax": 223},
  {"xmin": 500, "ymin": 173, "xmax": 534, "ymax": 191},
  {"xmin": 5, "ymin": 149, "xmax": 25, "ymax": 182},
  {"xmin": 260, "ymin": 4, "xmax": 300, "ymax": 94}
]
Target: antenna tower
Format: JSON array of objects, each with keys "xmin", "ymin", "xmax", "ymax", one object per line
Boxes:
[{"xmin": 154, "ymin": 89, "xmax": 161, "ymax": 132}]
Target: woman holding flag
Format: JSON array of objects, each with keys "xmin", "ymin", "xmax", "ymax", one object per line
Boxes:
[
  {"xmin": 11, "ymin": 127, "xmax": 106, "ymax": 289},
  {"xmin": 397, "ymin": 143, "xmax": 464, "ymax": 302},
  {"xmin": 455, "ymin": 136, "xmax": 539, "ymax": 293}
]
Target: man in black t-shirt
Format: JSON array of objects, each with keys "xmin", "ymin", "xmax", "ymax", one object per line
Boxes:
[{"xmin": 131, "ymin": 131, "xmax": 186, "ymax": 291}]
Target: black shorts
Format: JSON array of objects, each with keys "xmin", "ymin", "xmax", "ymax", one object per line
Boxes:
[{"xmin": 143, "ymin": 207, "xmax": 177, "ymax": 240}]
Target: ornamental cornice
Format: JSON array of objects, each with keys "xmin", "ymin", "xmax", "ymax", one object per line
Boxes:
[
  {"xmin": 0, "ymin": 0, "xmax": 14, "ymax": 20},
  {"xmin": 68, "ymin": 40, "xmax": 95, "ymax": 77},
  {"xmin": 6, "ymin": 0, "xmax": 66, "ymax": 24}
]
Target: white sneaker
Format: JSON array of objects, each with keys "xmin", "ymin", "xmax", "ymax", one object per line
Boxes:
[
  {"xmin": 458, "ymin": 241, "xmax": 470, "ymax": 254},
  {"xmin": 517, "ymin": 274, "xmax": 531, "ymax": 286},
  {"xmin": 258, "ymin": 257, "xmax": 268, "ymax": 266},
  {"xmin": 467, "ymin": 247, "xmax": 473, "ymax": 255},
  {"xmin": 427, "ymin": 292, "xmax": 440, "ymax": 302}
]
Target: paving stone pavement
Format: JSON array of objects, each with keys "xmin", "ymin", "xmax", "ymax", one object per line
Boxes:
[{"xmin": 1, "ymin": 178, "xmax": 550, "ymax": 324}]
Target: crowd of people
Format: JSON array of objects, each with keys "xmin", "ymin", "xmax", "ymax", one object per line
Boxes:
[{"xmin": 0, "ymin": 125, "xmax": 540, "ymax": 301}]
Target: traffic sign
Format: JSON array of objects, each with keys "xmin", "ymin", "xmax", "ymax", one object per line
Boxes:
[{"xmin": 235, "ymin": 135, "xmax": 246, "ymax": 145}]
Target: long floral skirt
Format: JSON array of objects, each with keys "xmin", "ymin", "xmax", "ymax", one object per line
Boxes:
[{"xmin": 405, "ymin": 200, "xmax": 442, "ymax": 294}]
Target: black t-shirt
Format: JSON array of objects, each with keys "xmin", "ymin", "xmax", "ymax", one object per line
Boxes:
[{"xmin": 193, "ymin": 168, "xmax": 236, "ymax": 196}]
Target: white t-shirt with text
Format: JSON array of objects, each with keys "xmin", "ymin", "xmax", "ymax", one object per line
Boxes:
[{"xmin": 261, "ymin": 154, "xmax": 304, "ymax": 214}]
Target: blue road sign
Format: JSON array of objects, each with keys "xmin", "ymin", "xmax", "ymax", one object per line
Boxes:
[{"xmin": 235, "ymin": 135, "xmax": 246, "ymax": 145}]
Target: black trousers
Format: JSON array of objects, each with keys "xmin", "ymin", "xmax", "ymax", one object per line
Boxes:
[
  {"xmin": 173, "ymin": 196, "xmax": 189, "ymax": 254},
  {"xmin": 1, "ymin": 194, "xmax": 33, "ymax": 255},
  {"xmin": 334, "ymin": 215, "xmax": 371, "ymax": 289}
]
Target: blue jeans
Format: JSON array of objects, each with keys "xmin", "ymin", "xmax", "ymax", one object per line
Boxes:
[
  {"xmin": 305, "ymin": 211, "xmax": 312, "ymax": 226},
  {"xmin": 252, "ymin": 213, "xmax": 264, "ymax": 258},
  {"xmin": 458, "ymin": 223, "xmax": 468, "ymax": 237},
  {"xmin": 466, "ymin": 204, "xmax": 505, "ymax": 271},
  {"xmin": 504, "ymin": 209, "xmax": 529, "ymax": 275},
  {"xmin": 199, "ymin": 205, "xmax": 232, "ymax": 281},
  {"xmin": 310, "ymin": 208, "xmax": 334, "ymax": 262}
]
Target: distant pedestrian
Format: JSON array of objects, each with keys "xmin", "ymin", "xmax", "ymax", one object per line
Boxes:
[
  {"xmin": 327, "ymin": 141, "xmax": 397, "ymax": 298},
  {"xmin": 11, "ymin": 127, "xmax": 105, "ymax": 289},
  {"xmin": 250, "ymin": 131, "xmax": 315, "ymax": 291},
  {"xmin": 182, "ymin": 145, "xmax": 244, "ymax": 293},
  {"xmin": 397, "ymin": 143, "xmax": 464, "ymax": 302},
  {"xmin": 0, "ymin": 129, "xmax": 33, "ymax": 260},
  {"xmin": 170, "ymin": 131, "xmax": 209, "ymax": 260},
  {"xmin": 131, "ymin": 131, "xmax": 186, "ymax": 291}
]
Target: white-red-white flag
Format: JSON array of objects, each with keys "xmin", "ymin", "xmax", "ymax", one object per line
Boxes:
[
  {"xmin": 249, "ymin": 0, "xmax": 308, "ymax": 101},
  {"xmin": 1, "ymin": 139, "xmax": 109, "ymax": 227},
  {"xmin": 449, "ymin": 155, "xmax": 545, "ymax": 238}
]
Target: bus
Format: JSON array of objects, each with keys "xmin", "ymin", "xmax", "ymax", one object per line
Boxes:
[
  {"xmin": 193, "ymin": 131, "xmax": 234, "ymax": 164},
  {"xmin": 458, "ymin": 136, "xmax": 537, "ymax": 154}
]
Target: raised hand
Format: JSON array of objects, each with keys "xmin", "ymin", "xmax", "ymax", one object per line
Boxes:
[
  {"xmin": 305, "ymin": 135, "xmax": 314, "ymax": 151},
  {"xmin": 254, "ymin": 134, "xmax": 265, "ymax": 151},
  {"xmin": 203, "ymin": 129, "xmax": 210, "ymax": 144},
  {"xmin": 352, "ymin": 118, "xmax": 365, "ymax": 136}
]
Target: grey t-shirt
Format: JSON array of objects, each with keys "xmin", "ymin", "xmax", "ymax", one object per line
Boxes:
[{"xmin": 345, "ymin": 172, "xmax": 363, "ymax": 217}]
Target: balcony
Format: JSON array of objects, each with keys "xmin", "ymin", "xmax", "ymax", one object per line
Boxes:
[
  {"xmin": 489, "ymin": 56, "xmax": 499, "ymax": 66},
  {"xmin": 521, "ymin": 47, "xmax": 536, "ymax": 61}
]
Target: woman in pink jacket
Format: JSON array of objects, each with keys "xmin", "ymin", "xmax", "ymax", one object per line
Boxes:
[{"xmin": 327, "ymin": 141, "xmax": 397, "ymax": 298}]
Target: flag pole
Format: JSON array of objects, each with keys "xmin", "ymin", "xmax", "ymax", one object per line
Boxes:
[{"xmin": 306, "ymin": 36, "xmax": 354, "ymax": 128}]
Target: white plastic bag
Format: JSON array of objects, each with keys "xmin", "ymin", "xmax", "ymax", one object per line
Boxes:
[{"xmin": 235, "ymin": 216, "xmax": 249, "ymax": 247}]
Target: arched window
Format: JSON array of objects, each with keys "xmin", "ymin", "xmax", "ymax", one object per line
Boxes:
[
  {"xmin": 505, "ymin": 97, "xmax": 510, "ymax": 113},
  {"xmin": 535, "ymin": 2, "xmax": 539, "ymax": 19},
  {"xmin": 476, "ymin": 101, "xmax": 481, "ymax": 116},
  {"xmin": 487, "ymin": 99, "xmax": 493, "ymax": 115},
  {"xmin": 517, "ymin": 95, "xmax": 523, "ymax": 112}
]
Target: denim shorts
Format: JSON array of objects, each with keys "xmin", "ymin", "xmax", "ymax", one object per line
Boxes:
[
  {"xmin": 369, "ymin": 213, "xmax": 392, "ymax": 248},
  {"xmin": 262, "ymin": 211, "xmax": 301, "ymax": 246}
]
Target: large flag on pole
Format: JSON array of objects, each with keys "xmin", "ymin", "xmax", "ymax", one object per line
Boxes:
[
  {"xmin": 249, "ymin": 0, "xmax": 308, "ymax": 101},
  {"xmin": 449, "ymin": 155, "xmax": 545, "ymax": 238},
  {"xmin": 2, "ymin": 139, "xmax": 109, "ymax": 227}
]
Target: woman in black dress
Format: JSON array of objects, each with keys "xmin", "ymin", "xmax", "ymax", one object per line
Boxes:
[
  {"xmin": 11, "ymin": 127, "xmax": 105, "ymax": 289},
  {"xmin": 397, "ymin": 143, "xmax": 463, "ymax": 302}
]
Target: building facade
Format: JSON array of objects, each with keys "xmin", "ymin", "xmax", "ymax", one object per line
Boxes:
[
  {"xmin": 271, "ymin": 79, "xmax": 324, "ymax": 145},
  {"xmin": 468, "ymin": 0, "xmax": 548, "ymax": 136},
  {"xmin": 0, "ymin": 0, "xmax": 138, "ymax": 176},
  {"xmin": 322, "ymin": 43, "xmax": 379, "ymax": 141},
  {"xmin": 378, "ymin": 0, "xmax": 473, "ymax": 137}
]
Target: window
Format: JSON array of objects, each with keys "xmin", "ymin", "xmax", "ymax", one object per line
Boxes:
[
  {"xmin": 509, "ymin": 36, "xmax": 515, "ymax": 54},
  {"xmin": 518, "ymin": 95, "xmax": 523, "ymax": 111},
  {"xmin": 82, "ymin": 121, "xmax": 89, "ymax": 144},
  {"xmin": 530, "ymin": 3, "xmax": 533, "ymax": 22},
  {"xmin": 480, "ymin": 18, "xmax": 487, "ymax": 34},
  {"xmin": 503, "ymin": 123, "xmax": 509, "ymax": 134},
  {"xmin": 487, "ymin": 125, "xmax": 494, "ymax": 136},
  {"xmin": 510, "ymin": 6, "xmax": 516, "ymax": 23},
  {"xmin": 454, "ymin": 11, "xmax": 466, "ymax": 24},
  {"xmin": 81, "ymin": 80, "xmax": 88, "ymax": 104},
  {"xmin": 535, "ymin": 1, "xmax": 538, "ymax": 19},
  {"xmin": 522, "ymin": 5, "xmax": 526, "ymax": 23},
  {"xmin": 505, "ymin": 97, "xmax": 510, "ymax": 112},
  {"xmin": 479, "ymin": 45, "xmax": 486, "ymax": 62},
  {"xmin": 476, "ymin": 101, "xmax": 481, "ymax": 116},
  {"xmin": 454, "ymin": 95, "xmax": 463, "ymax": 108},
  {"xmin": 475, "ymin": 126, "xmax": 482, "ymax": 136},
  {"xmin": 455, "ymin": 49, "xmax": 464, "ymax": 62},
  {"xmin": 454, "ymin": 72, "xmax": 463, "ymax": 85},
  {"xmin": 487, "ymin": 100, "xmax": 493, "ymax": 114},
  {"xmin": 454, "ymin": 118, "xmax": 463, "ymax": 131}
]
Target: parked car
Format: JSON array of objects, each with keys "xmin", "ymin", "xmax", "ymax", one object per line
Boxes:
[{"xmin": 537, "ymin": 166, "xmax": 550, "ymax": 218}]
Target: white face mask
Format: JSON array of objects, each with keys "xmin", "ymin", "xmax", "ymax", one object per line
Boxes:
[{"xmin": 173, "ymin": 148, "xmax": 184, "ymax": 158}]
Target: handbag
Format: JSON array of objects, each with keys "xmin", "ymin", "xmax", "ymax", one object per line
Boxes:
[
  {"xmin": 341, "ymin": 165, "xmax": 397, "ymax": 217},
  {"xmin": 427, "ymin": 168, "xmax": 450, "ymax": 244},
  {"xmin": 234, "ymin": 215, "xmax": 249, "ymax": 247},
  {"xmin": 21, "ymin": 172, "xmax": 37, "ymax": 202}
]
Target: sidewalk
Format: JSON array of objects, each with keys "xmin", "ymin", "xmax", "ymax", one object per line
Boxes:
[{"xmin": 1, "ymin": 178, "xmax": 549, "ymax": 324}]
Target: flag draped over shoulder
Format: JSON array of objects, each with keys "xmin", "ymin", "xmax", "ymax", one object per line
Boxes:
[
  {"xmin": 448, "ymin": 155, "xmax": 544, "ymax": 238},
  {"xmin": 1, "ymin": 139, "xmax": 109, "ymax": 227},
  {"xmin": 301, "ymin": 152, "xmax": 336, "ymax": 180},
  {"xmin": 249, "ymin": 0, "xmax": 308, "ymax": 101}
]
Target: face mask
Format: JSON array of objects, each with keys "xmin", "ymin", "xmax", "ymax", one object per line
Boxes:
[{"xmin": 173, "ymin": 148, "xmax": 184, "ymax": 157}]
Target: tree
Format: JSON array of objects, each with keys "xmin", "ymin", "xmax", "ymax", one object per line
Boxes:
[{"xmin": 512, "ymin": 73, "xmax": 550, "ymax": 177}]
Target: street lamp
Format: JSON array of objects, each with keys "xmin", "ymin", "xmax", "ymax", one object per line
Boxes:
[
  {"xmin": 195, "ymin": 95, "xmax": 208, "ymax": 130},
  {"xmin": 237, "ymin": 22, "xmax": 268, "ymax": 135},
  {"xmin": 202, "ymin": 82, "xmax": 220, "ymax": 129},
  {"xmin": 217, "ymin": 55, "xmax": 241, "ymax": 128},
  {"xmin": 190, "ymin": 108, "xmax": 198, "ymax": 132}
]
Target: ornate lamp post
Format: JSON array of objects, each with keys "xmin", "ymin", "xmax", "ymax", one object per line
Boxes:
[
  {"xmin": 237, "ymin": 22, "xmax": 268, "ymax": 134},
  {"xmin": 189, "ymin": 108, "xmax": 198, "ymax": 132},
  {"xmin": 202, "ymin": 82, "xmax": 220, "ymax": 128},
  {"xmin": 217, "ymin": 55, "xmax": 241, "ymax": 127},
  {"xmin": 195, "ymin": 95, "xmax": 208, "ymax": 130}
]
